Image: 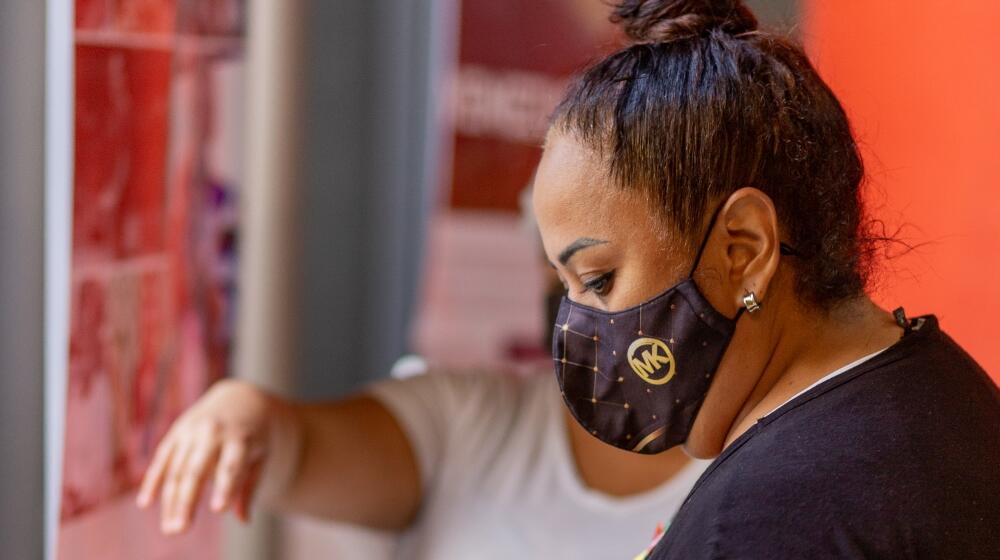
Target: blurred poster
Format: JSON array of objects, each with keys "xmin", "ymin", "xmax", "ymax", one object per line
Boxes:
[
  {"xmin": 448, "ymin": 0, "xmax": 616, "ymax": 211},
  {"xmin": 59, "ymin": 1, "xmax": 245, "ymax": 558},
  {"xmin": 412, "ymin": 0, "xmax": 618, "ymax": 368}
]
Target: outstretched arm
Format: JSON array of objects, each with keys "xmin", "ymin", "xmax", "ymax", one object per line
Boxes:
[{"xmin": 136, "ymin": 379, "xmax": 421, "ymax": 534}]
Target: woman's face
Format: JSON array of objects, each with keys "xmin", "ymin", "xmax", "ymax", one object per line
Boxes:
[
  {"xmin": 534, "ymin": 131, "xmax": 896, "ymax": 460},
  {"xmin": 533, "ymin": 132, "xmax": 693, "ymax": 312},
  {"xmin": 533, "ymin": 131, "xmax": 782, "ymax": 459}
]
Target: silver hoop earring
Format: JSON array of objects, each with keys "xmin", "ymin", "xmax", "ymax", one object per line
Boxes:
[{"xmin": 742, "ymin": 291, "xmax": 761, "ymax": 314}]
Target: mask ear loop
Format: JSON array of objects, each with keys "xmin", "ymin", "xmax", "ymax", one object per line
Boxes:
[
  {"xmin": 686, "ymin": 202, "xmax": 799, "ymax": 322},
  {"xmin": 688, "ymin": 203, "xmax": 802, "ymax": 277},
  {"xmin": 687, "ymin": 202, "xmax": 799, "ymax": 322},
  {"xmin": 687, "ymin": 203, "xmax": 748, "ymax": 322},
  {"xmin": 687, "ymin": 202, "xmax": 727, "ymax": 278}
]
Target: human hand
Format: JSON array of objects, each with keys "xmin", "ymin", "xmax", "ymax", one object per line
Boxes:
[{"xmin": 135, "ymin": 379, "xmax": 300, "ymax": 534}]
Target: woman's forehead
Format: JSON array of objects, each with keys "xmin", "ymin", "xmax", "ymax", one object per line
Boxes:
[
  {"xmin": 534, "ymin": 135, "xmax": 675, "ymax": 261},
  {"xmin": 534, "ymin": 135, "xmax": 616, "ymax": 223},
  {"xmin": 534, "ymin": 158, "xmax": 617, "ymax": 248}
]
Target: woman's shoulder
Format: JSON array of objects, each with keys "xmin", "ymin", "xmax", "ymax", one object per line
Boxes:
[
  {"xmin": 669, "ymin": 317, "xmax": 1000, "ymax": 556},
  {"xmin": 761, "ymin": 315, "xmax": 997, "ymax": 437},
  {"xmin": 667, "ymin": 374, "xmax": 999, "ymax": 558}
]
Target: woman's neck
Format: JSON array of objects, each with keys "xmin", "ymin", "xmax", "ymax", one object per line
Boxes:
[
  {"xmin": 565, "ymin": 409, "xmax": 691, "ymax": 497},
  {"xmin": 724, "ymin": 297, "xmax": 904, "ymax": 447}
]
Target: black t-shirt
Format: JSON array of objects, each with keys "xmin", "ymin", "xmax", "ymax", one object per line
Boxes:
[{"xmin": 650, "ymin": 315, "xmax": 1000, "ymax": 559}]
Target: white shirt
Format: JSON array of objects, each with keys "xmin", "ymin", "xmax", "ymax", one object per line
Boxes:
[{"xmin": 369, "ymin": 371, "xmax": 709, "ymax": 560}]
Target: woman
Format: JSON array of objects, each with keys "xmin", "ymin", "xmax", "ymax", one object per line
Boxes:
[{"xmin": 534, "ymin": 0, "xmax": 998, "ymax": 558}]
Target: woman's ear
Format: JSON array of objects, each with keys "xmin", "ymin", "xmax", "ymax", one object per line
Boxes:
[{"xmin": 719, "ymin": 188, "xmax": 782, "ymax": 309}]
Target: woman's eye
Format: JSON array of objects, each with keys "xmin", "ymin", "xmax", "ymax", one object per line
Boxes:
[{"xmin": 583, "ymin": 271, "xmax": 614, "ymax": 297}]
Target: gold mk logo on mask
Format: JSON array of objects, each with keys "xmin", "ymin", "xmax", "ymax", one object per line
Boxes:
[{"xmin": 627, "ymin": 337, "xmax": 676, "ymax": 385}]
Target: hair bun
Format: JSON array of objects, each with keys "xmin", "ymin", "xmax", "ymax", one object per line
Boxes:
[{"xmin": 612, "ymin": 0, "xmax": 758, "ymax": 44}]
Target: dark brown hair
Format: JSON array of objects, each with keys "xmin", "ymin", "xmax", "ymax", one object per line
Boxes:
[{"xmin": 552, "ymin": 0, "xmax": 874, "ymax": 308}]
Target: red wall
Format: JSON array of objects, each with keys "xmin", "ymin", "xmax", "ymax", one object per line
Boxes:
[
  {"xmin": 804, "ymin": 1, "xmax": 1000, "ymax": 381},
  {"xmin": 59, "ymin": 1, "xmax": 245, "ymax": 557}
]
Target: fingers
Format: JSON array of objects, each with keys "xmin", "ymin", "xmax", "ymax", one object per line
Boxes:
[
  {"xmin": 160, "ymin": 440, "xmax": 196, "ymax": 534},
  {"xmin": 234, "ymin": 459, "xmax": 264, "ymax": 523},
  {"xmin": 136, "ymin": 435, "xmax": 177, "ymax": 509},
  {"xmin": 167, "ymin": 434, "xmax": 222, "ymax": 534},
  {"xmin": 134, "ymin": 379, "xmax": 274, "ymax": 535},
  {"xmin": 138, "ymin": 422, "xmax": 264, "ymax": 535},
  {"xmin": 209, "ymin": 438, "xmax": 250, "ymax": 514}
]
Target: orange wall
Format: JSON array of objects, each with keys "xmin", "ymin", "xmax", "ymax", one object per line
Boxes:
[{"xmin": 804, "ymin": 1, "xmax": 1000, "ymax": 380}]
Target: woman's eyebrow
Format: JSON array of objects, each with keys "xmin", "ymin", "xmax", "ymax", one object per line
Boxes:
[{"xmin": 558, "ymin": 237, "xmax": 608, "ymax": 265}]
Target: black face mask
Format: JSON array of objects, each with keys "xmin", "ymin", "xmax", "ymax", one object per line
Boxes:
[{"xmin": 551, "ymin": 206, "xmax": 795, "ymax": 454}]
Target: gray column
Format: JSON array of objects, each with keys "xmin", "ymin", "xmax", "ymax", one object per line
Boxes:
[
  {"xmin": 227, "ymin": 2, "xmax": 306, "ymax": 558},
  {"xmin": 0, "ymin": 0, "xmax": 47, "ymax": 558},
  {"xmin": 295, "ymin": 0, "xmax": 446, "ymax": 399}
]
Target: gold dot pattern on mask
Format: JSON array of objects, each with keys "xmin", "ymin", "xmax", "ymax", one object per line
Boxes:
[
  {"xmin": 554, "ymin": 301, "xmax": 675, "ymax": 449},
  {"xmin": 556, "ymin": 305, "xmax": 632, "ymax": 416}
]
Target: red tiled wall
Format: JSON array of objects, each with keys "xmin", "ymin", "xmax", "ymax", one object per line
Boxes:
[{"xmin": 60, "ymin": 1, "xmax": 246, "ymax": 557}]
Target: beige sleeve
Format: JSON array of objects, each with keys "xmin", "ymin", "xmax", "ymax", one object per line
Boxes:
[{"xmin": 366, "ymin": 371, "xmax": 519, "ymax": 490}]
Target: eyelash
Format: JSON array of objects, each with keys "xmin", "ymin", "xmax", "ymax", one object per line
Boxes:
[{"xmin": 582, "ymin": 271, "xmax": 615, "ymax": 297}]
